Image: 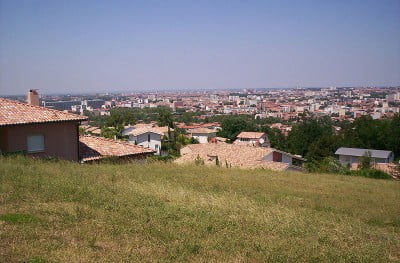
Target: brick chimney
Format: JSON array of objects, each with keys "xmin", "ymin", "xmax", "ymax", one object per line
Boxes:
[{"xmin": 27, "ymin": 89, "xmax": 40, "ymax": 106}]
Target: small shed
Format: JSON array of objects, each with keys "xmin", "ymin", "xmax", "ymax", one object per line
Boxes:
[{"xmin": 335, "ymin": 147, "xmax": 394, "ymax": 167}]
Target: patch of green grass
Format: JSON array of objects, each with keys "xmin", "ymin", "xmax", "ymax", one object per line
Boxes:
[
  {"xmin": 0, "ymin": 155, "xmax": 399, "ymax": 262},
  {"xmin": 27, "ymin": 257, "xmax": 49, "ymax": 263},
  {"xmin": 0, "ymin": 213, "xmax": 39, "ymax": 224}
]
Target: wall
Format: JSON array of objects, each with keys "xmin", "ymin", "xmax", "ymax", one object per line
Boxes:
[
  {"xmin": 237, "ymin": 135, "xmax": 270, "ymax": 147},
  {"xmin": 338, "ymin": 155, "xmax": 351, "ymax": 166},
  {"xmin": 0, "ymin": 122, "xmax": 79, "ymax": 161},
  {"xmin": 192, "ymin": 133, "xmax": 216, "ymax": 144},
  {"xmin": 375, "ymin": 158, "xmax": 389, "ymax": 163},
  {"xmin": 263, "ymin": 153, "xmax": 273, "ymax": 161},
  {"xmin": 260, "ymin": 135, "xmax": 270, "ymax": 147},
  {"xmin": 374, "ymin": 163, "xmax": 397, "ymax": 176},
  {"xmin": 263, "ymin": 151, "xmax": 294, "ymax": 166},
  {"xmin": 282, "ymin": 154, "xmax": 293, "ymax": 165},
  {"xmin": 339, "ymin": 154, "xmax": 392, "ymax": 167},
  {"xmin": 128, "ymin": 132, "xmax": 161, "ymax": 155}
]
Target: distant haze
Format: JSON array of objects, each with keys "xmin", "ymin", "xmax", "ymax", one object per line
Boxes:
[{"xmin": 0, "ymin": 0, "xmax": 399, "ymax": 95}]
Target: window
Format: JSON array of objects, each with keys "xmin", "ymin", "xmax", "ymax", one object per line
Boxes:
[
  {"xmin": 27, "ymin": 135, "xmax": 44, "ymax": 153},
  {"xmin": 155, "ymin": 144, "xmax": 159, "ymax": 150}
]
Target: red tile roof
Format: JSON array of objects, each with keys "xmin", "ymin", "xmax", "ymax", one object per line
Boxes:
[
  {"xmin": 177, "ymin": 122, "xmax": 220, "ymax": 130},
  {"xmin": 236, "ymin": 132, "xmax": 265, "ymax": 139},
  {"xmin": 0, "ymin": 98, "xmax": 87, "ymax": 126},
  {"xmin": 188, "ymin": 128, "xmax": 217, "ymax": 134},
  {"xmin": 127, "ymin": 127, "xmax": 165, "ymax": 136},
  {"xmin": 79, "ymin": 135, "xmax": 155, "ymax": 162},
  {"xmin": 176, "ymin": 144, "xmax": 290, "ymax": 171}
]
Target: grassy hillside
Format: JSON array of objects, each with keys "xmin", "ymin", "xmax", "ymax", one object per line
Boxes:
[{"xmin": 0, "ymin": 157, "xmax": 399, "ymax": 262}]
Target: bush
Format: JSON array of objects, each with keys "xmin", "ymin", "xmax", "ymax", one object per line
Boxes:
[
  {"xmin": 359, "ymin": 151, "xmax": 372, "ymax": 169},
  {"xmin": 306, "ymin": 158, "xmax": 392, "ymax": 180},
  {"xmin": 306, "ymin": 157, "xmax": 348, "ymax": 174},
  {"xmin": 350, "ymin": 169, "xmax": 392, "ymax": 180},
  {"xmin": 194, "ymin": 154, "xmax": 204, "ymax": 165},
  {"xmin": 149, "ymin": 155, "xmax": 176, "ymax": 162}
]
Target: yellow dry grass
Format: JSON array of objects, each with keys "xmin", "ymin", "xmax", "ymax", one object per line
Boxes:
[{"xmin": 0, "ymin": 156, "xmax": 399, "ymax": 262}]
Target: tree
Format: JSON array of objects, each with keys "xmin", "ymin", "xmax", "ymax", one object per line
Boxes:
[
  {"xmin": 157, "ymin": 107, "xmax": 174, "ymax": 128},
  {"xmin": 359, "ymin": 151, "xmax": 372, "ymax": 170},
  {"xmin": 260, "ymin": 126, "xmax": 287, "ymax": 151},
  {"xmin": 306, "ymin": 134, "xmax": 340, "ymax": 161},
  {"xmin": 340, "ymin": 114, "xmax": 400, "ymax": 157},
  {"xmin": 387, "ymin": 114, "xmax": 400, "ymax": 157},
  {"xmin": 218, "ymin": 116, "xmax": 257, "ymax": 141},
  {"xmin": 101, "ymin": 127, "xmax": 121, "ymax": 139},
  {"xmin": 287, "ymin": 117, "xmax": 334, "ymax": 157}
]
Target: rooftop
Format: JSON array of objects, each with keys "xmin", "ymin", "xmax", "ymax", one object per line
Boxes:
[
  {"xmin": 79, "ymin": 135, "xmax": 155, "ymax": 162},
  {"xmin": 177, "ymin": 122, "xmax": 220, "ymax": 130},
  {"xmin": 335, "ymin": 147, "xmax": 393, "ymax": 159},
  {"xmin": 0, "ymin": 98, "xmax": 87, "ymax": 126},
  {"xmin": 188, "ymin": 128, "xmax": 217, "ymax": 134},
  {"xmin": 175, "ymin": 144, "xmax": 291, "ymax": 171},
  {"xmin": 236, "ymin": 132, "xmax": 265, "ymax": 139},
  {"xmin": 125, "ymin": 127, "xmax": 165, "ymax": 136}
]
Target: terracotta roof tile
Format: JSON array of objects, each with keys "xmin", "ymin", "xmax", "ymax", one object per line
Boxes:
[
  {"xmin": 0, "ymin": 98, "xmax": 87, "ymax": 126},
  {"xmin": 127, "ymin": 127, "xmax": 165, "ymax": 136},
  {"xmin": 175, "ymin": 144, "xmax": 290, "ymax": 171},
  {"xmin": 177, "ymin": 122, "xmax": 220, "ymax": 130},
  {"xmin": 130, "ymin": 124, "xmax": 172, "ymax": 134},
  {"xmin": 79, "ymin": 135, "xmax": 155, "ymax": 162},
  {"xmin": 188, "ymin": 128, "xmax": 217, "ymax": 134},
  {"xmin": 236, "ymin": 132, "xmax": 265, "ymax": 139}
]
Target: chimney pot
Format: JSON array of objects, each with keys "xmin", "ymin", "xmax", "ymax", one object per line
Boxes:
[{"xmin": 27, "ymin": 89, "xmax": 40, "ymax": 106}]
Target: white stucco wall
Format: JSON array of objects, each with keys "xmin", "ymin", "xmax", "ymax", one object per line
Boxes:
[
  {"xmin": 237, "ymin": 135, "xmax": 270, "ymax": 147},
  {"xmin": 263, "ymin": 151, "xmax": 294, "ymax": 165},
  {"xmin": 128, "ymin": 132, "xmax": 161, "ymax": 155},
  {"xmin": 192, "ymin": 133, "xmax": 216, "ymax": 144}
]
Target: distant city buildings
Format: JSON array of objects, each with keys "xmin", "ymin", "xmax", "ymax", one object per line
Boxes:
[{"xmin": 3, "ymin": 86, "xmax": 400, "ymax": 124}]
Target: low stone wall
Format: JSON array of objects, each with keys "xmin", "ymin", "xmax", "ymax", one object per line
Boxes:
[
  {"xmin": 374, "ymin": 163, "xmax": 399, "ymax": 178},
  {"xmin": 350, "ymin": 162, "xmax": 399, "ymax": 178}
]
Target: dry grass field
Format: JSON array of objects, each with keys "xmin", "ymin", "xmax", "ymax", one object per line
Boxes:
[{"xmin": 0, "ymin": 156, "xmax": 399, "ymax": 262}]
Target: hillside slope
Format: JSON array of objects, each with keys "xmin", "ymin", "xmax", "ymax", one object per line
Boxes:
[{"xmin": 0, "ymin": 157, "xmax": 399, "ymax": 262}]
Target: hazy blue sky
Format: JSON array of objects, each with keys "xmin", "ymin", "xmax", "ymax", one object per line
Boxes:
[{"xmin": 0, "ymin": 0, "xmax": 399, "ymax": 95}]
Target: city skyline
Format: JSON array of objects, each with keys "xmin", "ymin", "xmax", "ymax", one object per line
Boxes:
[{"xmin": 1, "ymin": 0, "xmax": 400, "ymax": 95}]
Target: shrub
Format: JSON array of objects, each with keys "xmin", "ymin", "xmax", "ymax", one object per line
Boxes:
[
  {"xmin": 306, "ymin": 157, "xmax": 348, "ymax": 174},
  {"xmin": 306, "ymin": 157, "xmax": 392, "ymax": 180},
  {"xmin": 194, "ymin": 154, "xmax": 204, "ymax": 165},
  {"xmin": 359, "ymin": 151, "xmax": 372, "ymax": 169},
  {"xmin": 149, "ymin": 155, "xmax": 175, "ymax": 162},
  {"xmin": 350, "ymin": 169, "xmax": 392, "ymax": 180}
]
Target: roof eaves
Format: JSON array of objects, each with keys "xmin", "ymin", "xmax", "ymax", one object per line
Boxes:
[{"xmin": 0, "ymin": 117, "xmax": 88, "ymax": 127}]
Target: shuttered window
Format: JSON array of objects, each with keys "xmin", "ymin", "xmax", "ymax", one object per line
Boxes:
[{"xmin": 27, "ymin": 135, "xmax": 45, "ymax": 153}]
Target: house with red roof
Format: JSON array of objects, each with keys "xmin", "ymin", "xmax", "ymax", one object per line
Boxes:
[
  {"xmin": 234, "ymin": 132, "xmax": 270, "ymax": 147},
  {"xmin": 79, "ymin": 135, "xmax": 155, "ymax": 162},
  {"xmin": 0, "ymin": 96, "xmax": 155, "ymax": 162},
  {"xmin": 0, "ymin": 97, "xmax": 87, "ymax": 161},
  {"xmin": 187, "ymin": 128, "xmax": 217, "ymax": 144}
]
